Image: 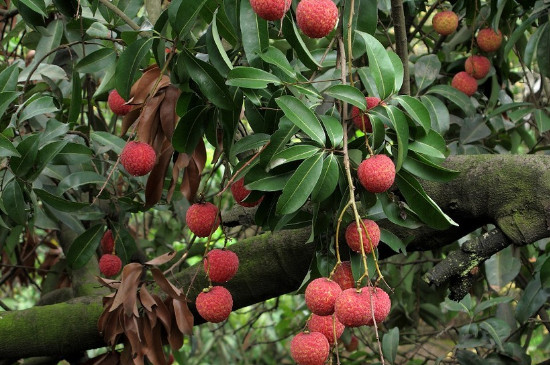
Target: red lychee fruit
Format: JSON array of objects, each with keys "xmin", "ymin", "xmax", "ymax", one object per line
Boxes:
[
  {"xmin": 476, "ymin": 28, "xmax": 503, "ymax": 52},
  {"xmin": 108, "ymin": 90, "xmax": 132, "ymax": 116},
  {"xmin": 186, "ymin": 202, "xmax": 220, "ymax": 237},
  {"xmin": 465, "ymin": 55, "xmax": 491, "ymax": 79},
  {"xmin": 357, "ymin": 154, "xmax": 395, "ymax": 193},
  {"xmin": 99, "ymin": 254, "xmax": 122, "ymax": 277},
  {"xmin": 451, "ymin": 71, "xmax": 478, "ymax": 96},
  {"xmin": 334, "ymin": 288, "xmax": 371, "ymax": 327},
  {"xmin": 345, "ymin": 219, "xmax": 380, "ymax": 253},
  {"xmin": 364, "ymin": 286, "xmax": 391, "ymax": 326},
  {"xmin": 296, "ymin": 0, "xmax": 338, "ymax": 39},
  {"xmin": 120, "ymin": 141, "xmax": 156, "ymax": 176},
  {"xmin": 345, "ymin": 335, "xmax": 359, "ymax": 352},
  {"xmin": 350, "ymin": 96, "xmax": 381, "ymax": 132},
  {"xmin": 432, "ymin": 10, "xmax": 459, "ymax": 36},
  {"xmin": 167, "ymin": 354, "xmax": 174, "ymax": 365},
  {"xmin": 195, "ymin": 286, "xmax": 233, "ymax": 323},
  {"xmin": 305, "ymin": 278, "xmax": 342, "ymax": 316},
  {"xmin": 308, "ymin": 314, "xmax": 345, "ymax": 344},
  {"xmin": 204, "ymin": 249, "xmax": 239, "ymax": 283},
  {"xmin": 100, "ymin": 229, "xmax": 114, "ymax": 254},
  {"xmin": 332, "ymin": 261, "xmax": 354, "ymax": 290},
  {"xmin": 250, "ymin": 0, "xmax": 292, "ymax": 21},
  {"xmin": 290, "ymin": 331, "xmax": 330, "ymax": 365},
  {"xmin": 231, "ymin": 178, "xmax": 263, "ymax": 207}
]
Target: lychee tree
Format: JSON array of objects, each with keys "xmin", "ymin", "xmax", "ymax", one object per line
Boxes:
[{"xmin": 0, "ymin": 0, "xmax": 549, "ymax": 364}]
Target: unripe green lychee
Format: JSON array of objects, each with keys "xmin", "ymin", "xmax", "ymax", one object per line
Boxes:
[
  {"xmin": 108, "ymin": 90, "xmax": 132, "ymax": 116},
  {"xmin": 204, "ymin": 249, "xmax": 239, "ymax": 283},
  {"xmin": 357, "ymin": 154, "xmax": 395, "ymax": 193},
  {"xmin": 305, "ymin": 278, "xmax": 342, "ymax": 315},
  {"xmin": 465, "ymin": 55, "xmax": 491, "ymax": 79},
  {"xmin": 290, "ymin": 332, "xmax": 330, "ymax": 365},
  {"xmin": 432, "ymin": 10, "xmax": 459, "ymax": 36},
  {"xmin": 249, "ymin": 0, "xmax": 291, "ymax": 21},
  {"xmin": 308, "ymin": 314, "xmax": 345, "ymax": 344},
  {"xmin": 345, "ymin": 219, "xmax": 380, "ymax": 253},
  {"xmin": 99, "ymin": 254, "xmax": 122, "ymax": 277},
  {"xmin": 451, "ymin": 71, "xmax": 478, "ymax": 96},
  {"xmin": 195, "ymin": 286, "xmax": 233, "ymax": 323},
  {"xmin": 186, "ymin": 202, "xmax": 220, "ymax": 237},
  {"xmin": 350, "ymin": 97, "xmax": 381, "ymax": 132},
  {"xmin": 120, "ymin": 141, "xmax": 156, "ymax": 176},
  {"xmin": 231, "ymin": 178, "xmax": 263, "ymax": 207},
  {"xmin": 476, "ymin": 28, "xmax": 503, "ymax": 52},
  {"xmin": 332, "ymin": 261, "xmax": 354, "ymax": 290},
  {"xmin": 296, "ymin": 0, "xmax": 338, "ymax": 39}
]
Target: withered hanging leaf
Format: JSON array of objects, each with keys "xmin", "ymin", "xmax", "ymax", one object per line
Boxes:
[
  {"xmin": 138, "ymin": 283, "xmax": 157, "ymax": 312},
  {"xmin": 193, "ymin": 138, "xmax": 207, "ymax": 171},
  {"xmin": 102, "ymin": 292, "xmax": 116, "ymax": 306},
  {"xmin": 180, "ymin": 140, "xmax": 206, "ymax": 202},
  {"xmin": 145, "ymin": 305, "xmax": 158, "ymax": 329},
  {"xmin": 124, "ymin": 315, "xmax": 145, "ymax": 357},
  {"xmin": 142, "ymin": 315, "xmax": 167, "ymax": 365},
  {"xmin": 145, "ymin": 251, "xmax": 177, "ymax": 266},
  {"xmin": 137, "ymin": 93, "xmax": 165, "ymax": 146},
  {"xmin": 167, "ymin": 153, "xmax": 191, "ymax": 202},
  {"xmin": 98, "ymin": 306, "xmax": 124, "ymax": 346},
  {"xmin": 150, "ymin": 267, "xmax": 183, "ymax": 299},
  {"xmin": 96, "ymin": 276, "xmax": 121, "ymax": 290},
  {"xmin": 130, "ymin": 66, "xmax": 171, "ymax": 105},
  {"xmin": 159, "ymin": 86, "xmax": 180, "ymax": 141},
  {"xmin": 165, "ymin": 300, "xmax": 185, "ymax": 350},
  {"xmin": 153, "ymin": 294, "xmax": 172, "ymax": 333},
  {"xmin": 121, "ymin": 108, "xmax": 141, "ymax": 137},
  {"xmin": 173, "ymin": 298, "xmax": 194, "ymax": 336},
  {"xmin": 145, "ymin": 139, "xmax": 174, "ymax": 208},
  {"xmin": 110, "ymin": 263, "xmax": 143, "ymax": 314}
]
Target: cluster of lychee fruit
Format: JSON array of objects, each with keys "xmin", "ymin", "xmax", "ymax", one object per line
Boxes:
[
  {"xmin": 249, "ymin": 0, "xmax": 338, "ymax": 39},
  {"xmin": 98, "ymin": 229, "xmax": 122, "ymax": 277}
]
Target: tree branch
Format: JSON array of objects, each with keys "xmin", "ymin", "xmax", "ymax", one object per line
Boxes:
[{"xmin": 391, "ymin": 0, "xmax": 410, "ymax": 94}]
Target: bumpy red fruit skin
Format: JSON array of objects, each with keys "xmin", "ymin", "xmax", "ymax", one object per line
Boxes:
[
  {"xmin": 99, "ymin": 254, "xmax": 122, "ymax": 277},
  {"xmin": 120, "ymin": 141, "xmax": 156, "ymax": 176},
  {"xmin": 332, "ymin": 261, "xmax": 354, "ymax": 290},
  {"xmin": 100, "ymin": 229, "xmax": 114, "ymax": 254},
  {"xmin": 350, "ymin": 97, "xmax": 381, "ymax": 132},
  {"xmin": 296, "ymin": 0, "xmax": 338, "ymax": 38},
  {"xmin": 364, "ymin": 287, "xmax": 391, "ymax": 326},
  {"xmin": 357, "ymin": 154, "xmax": 395, "ymax": 193},
  {"xmin": 477, "ymin": 28, "xmax": 503, "ymax": 52},
  {"xmin": 345, "ymin": 335, "xmax": 359, "ymax": 352},
  {"xmin": 345, "ymin": 219, "xmax": 380, "ymax": 253},
  {"xmin": 465, "ymin": 55, "xmax": 491, "ymax": 79},
  {"xmin": 250, "ymin": 0, "xmax": 291, "ymax": 21},
  {"xmin": 308, "ymin": 314, "xmax": 345, "ymax": 344},
  {"xmin": 334, "ymin": 288, "xmax": 371, "ymax": 327},
  {"xmin": 204, "ymin": 249, "xmax": 239, "ymax": 283},
  {"xmin": 186, "ymin": 202, "xmax": 220, "ymax": 237},
  {"xmin": 290, "ymin": 332, "xmax": 330, "ymax": 365},
  {"xmin": 195, "ymin": 286, "xmax": 233, "ymax": 323},
  {"xmin": 305, "ymin": 278, "xmax": 342, "ymax": 316},
  {"xmin": 231, "ymin": 178, "xmax": 263, "ymax": 207},
  {"xmin": 432, "ymin": 11, "xmax": 459, "ymax": 36},
  {"xmin": 108, "ymin": 90, "xmax": 132, "ymax": 116},
  {"xmin": 451, "ymin": 71, "xmax": 478, "ymax": 96}
]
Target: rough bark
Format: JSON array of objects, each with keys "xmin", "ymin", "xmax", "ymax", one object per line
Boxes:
[{"xmin": 391, "ymin": 0, "xmax": 410, "ymax": 95}]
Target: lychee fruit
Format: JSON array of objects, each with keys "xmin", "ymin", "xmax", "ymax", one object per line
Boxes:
[
  {"xmin": 364, "ymin": 286, "xmax": 391, "ymax": 326},
  {"xmin": 308, "ymin": 314, "xmax": 345, "ymax": 344},
  {"xmin": 99, "ymin": 254, "xmax": 122, "ymax": 277},
  {"xmin": 231, "ymin": 178, "xmax": 263, "ymax": 207},
  {"xmin": 296, "ymin": 0, "xmax": 338, "ymax": 39},
  {"xmin": 451, "ymin": 71, "xmax": 478, "ymax": 96},
  {"xmin": 120, "ymin": 141, "xmax": 156, "ymax": 176},
  {"xmin": 195, "ymin": 286, "xmax": 233, "ymax": 323},
  {"xmin": 332, "ymin": 261, "xmax": 354, "ymax": 290},
  {"xmin": 108, "ymin": 90, "xmax": 132, "ymax": 116},
  {"xmin": 186, "ymin": 202, "xmax": 220, "ymax": 237},
  {"xmin": 345, "ymin": 219, "xmax": 380, "ymax": 253},
  {"xmin": 204, "ymin": 249, "xmax": 239, "ymax": 283},
  {"xmin": 334, "ymin": 288, "xmax": 371, "ymax": 327},
  {"xmin": 432, "ymin": 10, "xmax": 459, "ymax": 36},
  {"xmin": 305, "ymin": 278, "xmax": 342, "ymax": 316},
  {"xmin": 465, "ymin": 55, "xmax": 491, "ymax": 79},
  {"xmin": 345, "ymin": 335, "xmax": 359, "ymax": 352},
  {"xmin": 476, "ymin": 28, "xmax": 503, "ymax": 52},
  {"xmin": 350, "ymin": 96, "xmax": 381, "ymax": 132},
  {"xmin": 357, "ymin": 154, "xmax": 395, "ymax": 193},
  {"xmin": 100, "ymin": 229, "xmax": 114, "ymax": 254},
  {"xmin": 290, "ymin": 331, "xmax": 330, "ymax": 365},
  {"xmin": 249, "ymin": 0, "xmax": 292, "ymax": 21}
]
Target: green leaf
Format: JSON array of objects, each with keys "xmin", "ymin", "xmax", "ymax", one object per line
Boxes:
[
  {"xmin": 460, "ymin": 115, "xmax": 491, "ymax": 144},
  {"xmin": 394, "ymin": 95, "xmax": 431, "ymax": 133},
  {"xmin": 34, "ymin": 189, "xmax": 90, "ymax": 212},
  {"xmin": 537, "ymin": 23, "xmax": 550, "ymax": 77},
  {"xmin": 488, "ymin": 102, "xmax": 533, "ymax": 118},
  {"xmin": 0, "ymin": 64, "xmax": 20, "ymax": 92},
  {"xmin": 421, "ymin": 95, "xmax": 450, "ymax": 135},
  {"xmin": 240, "ymin": 0, "xmax": 268, "ymax": 68},
  {"xmin": 172, "ymin": 106, "xmax": 209, "ymax": 154},
  {"xmin": 541, "ymin": 256, "xmax": 550, "ymax": 288},
  {"xmin": 259, "ymin": 46, "xmax": 296, "ymax": 78},
  {"xmin": 311, "ymin": 153, "xmax": 339, "ymax": 202},
  {"xmin": 0, "ymin": 134, "xmax": 20, "ymax": 157},
  {"xmin": 319, "ymin": 115, "xmax": 343, "ymax": 147},
  {"xmin": 276, "ymin": 153, "xmax": 324, "ymax": 215},
  {"xmin": 388, "ymin": 51, "xmax": 404, "ymax": 93},
  {"xmin": 484, "ymin": 246, "xmax": 521, "ymax": 292},
  {"xmin": 384, "ymin": 105, "xmax": 409, "ymax": 172},
  {"xmin": 414, "ymin": 55, "xmax": 441, "ymax": 91},
  {"xmin": 355, "ymin": 31, "xmax": 395, "ymax": 99},
  {"xmin": 380, "ymin": 228, "xmax": 406, "ymax": 254},
  {"xmin": 30, "ymin": 140, "xmax": 68, "ymax": 180},
  {"xmin": 3, "ymin": 179, "xmax": 27, "ymax": 225},
  {"xmin": 282, "ymin": 14, "xmax": 321, "ymax": 71},
  {"xmin": 10, "ymin": 134, "xmax": 39, "ymax": 178},
  {"xmin": 324, "ymin": 85, "xmax": 367, "ymax": 110},
  {"xmin": 168, "ymin": 0, "xmax": 208, "ymax": 39},
  {"xmin": 226, "ymin": 67, "xmax": 282, "ymax": 89},
  {"xmin": 230, "ymin": 133, "xmax": 270, "ymax": 160},
  {"xmin": 205, "ymin": 11, "xmax": 233, "ymax": 77},
  {"xmin": 269, "ymin": 145, "xmax": 320, "ymax": 170},
  {"xmin": 57, "ymin": 172, "xmax": 106, "ymax": 195},
  {"xmin": 181, "ymin": 49, "xmax": 234, "ymax": 111},
  {"xmin": 408, "ymin": 141, "xmax": 445, "ymax": 160},
  {"xmin": 403, "ymin": 152, "xmax": 460, "ymax": 182},
  {"xmin": 382, "ymin": 327, "xmax": 399, "ymax": 365},
  {"xmin": 474, "ymin": 296, "xmax": 513, "ymax": 315},
  {"xmin": 260, "ymin": 119, "xmax": 299, "ymax": 167},
  {"xmin": 68, "ymin": 71, "xmax": 82, "ymax": 125},
  {"xmin": 115, "ymin": 38, "xmax": 153, "ymax": 101},
  {"xmin": 66, "ymin": 224, "xmax": 104, "ymax": 270},
  {"xmin": 19, "ymin": 96, "xmax": 58, "ymax": 123},
  {"xmin": 75, "ymin": 48, "xmax": 116, "ymax": 74},
  {"xmin": 479, "ymin": 320, "xmax": 505, "ymax": 351},
  {"xmin": 275, "ymin": 96, "xmax": 326, "ymax": 146},
  {"xmin": 427, "ymin": 85, "xmax": 475, "ymax": 117},
  {"xmin": 516, "ymin": 276, "xmax": 549, "ymax": 323},
  {"xmin": 111, "ymin": 223, "xmax": 137, "ymax": 266},
  {"xmin": 535, "ymin": 109, "xmax": 550, "ymax": 133},
  {"xmin": 0, "ymin": 91, "xmax": 21, "ymax": 121},
  {"xmin": 245, "ymin": 168, "xmax": 292, "ymax": 191},
  {"xmin": 18, "ymin": 0, "xmax": 47, "ymax": 17},
  {"xmin": 396, "ymin": 169, "xmax": 457, "ymax": 230}
]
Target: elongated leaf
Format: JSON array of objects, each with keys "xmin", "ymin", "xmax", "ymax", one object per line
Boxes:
[
  {"xmin": 66, "ymin": 224, "xmax": 104, "ymax": 269},
  {"xmin": 311, "ymin": 153, "xmax": 339, "ymax": 202},
  {"xmin": 403, "ymin": 152, "xmax": 460, "ymax": 182},
  {"xmin": 240, "ymin": 0, "xmax": 268, "ymax": 68},
  {"xmin": 282, "ymin": 14, "xmax": 320, "ymax": 70},
  {"xmin": 115, "ymin": 38, "xmax": 154, "ymax": 100},
  {"xmin": 324, "ymin": 85, "xmax": 367, "ymax": 110},
  {"xmin": 484, "ymin": 246, "xmax": 521, "ymax": 292},
  {"xmin": 3, "ymin": 179, "xmax": 27, "ymax": 225},
  {"xmin": 414, "ymin": 55, "xmax": 441, "ymax": 91},
  {"xmin": 427, "ymin": 85, "xmax": 475, "ymax": 117},
  {"xmin": 19, "ymin": 96, "xmax": 58, "ymax": 123},
  {"xmin": 0, "ymin": 64, "xmax": 20, "ymax": 93},
  {"xmin": 245, "ymin": 168, "xmax": 293, "ymax": 191},
  {"xmin": 226, "ymin": 67, "xmax": 282, "ymax": 89},
  {"xmin": 535, "ymin": 109, "xmax": 550, "ymax": 133},
  {"xmin": 479, "ymin": 320, "xmax": 505, "ymax": 351},
  {"xmin": 205, "ymin": 11, "xmax": 233, "ymax": 77},
  {"xmin": 384, "ymin": 106, "xmax": 409, "ymax": 172},
  {"xmin": 388, "ymin": 51, "xmax": 404, "ymax": 93},
  {"xmin": 0, "ymin": 91, "xmax": 21, "ymax": 120},
  {"xmin": 355, "ymin": 31, "xmax": 395, "ymax": 99},
  {"xmin": 516, "ymin": 276, "xmax": 549, "ymax": 323},
  {"xmin": 421, "ymin": 95, "xmax": 450, "ymax": 134},
  {"xmin": 319, "ymin": 115, "xmax": 343, "ymax": 147},
  {"xmin": 0, "ymin": 134, "xmax": 20, "ymax": 158},
  {"xmin": 394, "ymin": 95, "xmax": 431, "ymax": 133},
  {"xmin": 276, "ymin": 153, "xmax": 324, "ymax": 214},
  {"xmin": 259, "ymin": 46, "xmax": 296, "ymax": 78},
  {"xmin": 275, "ymin": 96, "xmax": 326, "ymax": 146},
  {"xmin": 537, "ymin": 23, "xmax": 550, "ymax": 77},
  {"xmin": 172, "ymin": 106, "xmax": 208, "ymax": 154},
  {"xmin": 382, "ymin": 327, "xmax": 399, "ymax": 365},
  {"xmin": 57, "ymin": 172, "xmax": 106, "ymax": 194},
  {"xmin": 68, "ymin": 71, "xmax": 81, "ymax": 125},
  {"xmin": 230, "ymin": 133, "xmax": 270, "ymax": 160},
  {"xmin": 10, "ymin": 134, "xmax": 39, "ymax": 178},
  {"xmin": 34, "ymin": 189, "xmax": 90, "ymax": 212},
  {"xmin": 168, "ymin": 0, "xmax": 208, "ymax": 39},
  {"xmin": 269, "ymin": 145, "xmax": 320, "ymax": 169},
  {"xmin": 460, "ymin": 115, "xmax": 491, "ymax": 144},
  {"xmin": 380, "ymin": 229, "xmax": 406, "ymax": 254},
  {"xmin": 75, "ymin": 48, "xmax": 116, "ymax": 74},
  {"xmin": 260, "ymin": 119, "xmax": 299, "ymax": 166}
]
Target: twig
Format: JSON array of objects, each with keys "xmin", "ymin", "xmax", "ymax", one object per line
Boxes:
[{"xmin": 97, "ymin": 0, "xmax": 141, "ymax": 31}]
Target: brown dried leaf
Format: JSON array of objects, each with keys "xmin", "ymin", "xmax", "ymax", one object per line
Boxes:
[
  {"xmin": 99, "ymin": 307, "xmax": 124, "ymax": 346},
  {"xmin": 137, "ymin": 93, "xmax": 164, "ymax": 146},
  {"xmin": 130, "ymin": 66, "xmax": 171, "ymax": 105},
  {"xmin": 120, "ymin": 108, "xmax": 141, "ymax": 137},
  {"xmin": 124, "ymin": 315, "xmax": 144, "ymax": 355},
  {"xmin": 150, "ymin": 267, "xmax": 183, "ymax": 299},
  {"xmin": 153, "ymin": 295, "xmax": 172, "ymax": 333},
  {"xmin": 180, "ymin": 156, "xmax": 200, "ymax": 202},
  {"xmin": 173, "ymin": 298, "xmax": 194, "ymax": 336},
  {"xmin": 138, "ymin": 284, "xmax": 157, "ymax": 312},
  {"xmin": 145, "ymin": 251, "xmax": 177, "ymax": 266},
  {"xmin": 145, "ymin": 139, "xmax": 174, "ymax": 208},
  {"xmin": 193, "ymin": 138, "xmax": 207, "ymax": 173},
  {"xmin": 167, "ymin": 153, "xmax": 191, "ymax": 203},
  {"xmin": 159, "ymin": 86, "xmax": 180, "ymax": 141},
  {"xmin": 96, "ymin": 276, "xmax": 121, "ymax": 290},
  {"xmin": 142, "ymin": 315, "xmax": 167, "ymax": 365},
  {"xmin": 167, "ymin": 316, "xmax": 184, "ymax": 350},
  {"xmin": 109, "ymin": 263, "xmax": 143, "ymax": 314}
]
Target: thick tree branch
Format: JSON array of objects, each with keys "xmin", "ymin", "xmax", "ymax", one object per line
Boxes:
[{"xmin": 391, "ymin": 0, "xmax": 410, "ymax": 94}]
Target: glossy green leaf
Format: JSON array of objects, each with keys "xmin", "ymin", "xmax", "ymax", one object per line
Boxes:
[
  {"xmin": 394, "ymin": 95, "xmax": 431, "ymax": 133},
  {"xmin": 205, "ymin": 11, "xmax": 233, "ymax": 77},
  {"xmin": 388, "ymin": 51, "xmax": 404, "ymax": 93},
  {"xmin": 111, "ymin": 223, "xmax": 138, "ymax": 266},
  {"xmin": 414, "ymin": 55, "xmax": 441, "ymax": 91},
  {"xmin": 269, "ymin": 145, "xmax": 320, "ymax": 170},
  {"xmin": 421, "ymin": 95, "xmax": 450, "ymax": 135},
  {"xmin": 384, "ymin": 105, "xmax": 409, "ymax": 172},
  {"xmin": 66, "ymin": 224, "xmax": 104, "ymax": 269},
  {"xmin": 172, "ymin": 106, "xmax": 209, "ymax": 154},
  {"xmin": 380, "ymin": 228, "xmax": 406, "ymax": 254},
  {"xmin": 484, "ymin": 246, "xmax": 521, "ymax": 292},
  {"xmin": 319, "ymin": 115, "xmax": 343, "ymax": 147},
  {"xmin": 10, "ymin": 134, "xmax": 39, "ymax": 178},
  {"xmin": 0, "ymin": 64, "xmax": 20, "ymax": 92},
  {"xmin": 68, "ymin": 71, "xmax": 81, "ymax": 125},
  {"xmin": 260, "ymin": 119, "xmax": 299, "ymax": 166},
  {"xmin": 230, "ymin": 133, "xmax": 270, "ymax": 160},
  {"xmin": 382, "ymin": 327, "xmax": 399, "ymax": 365},
  {"xmin": 240, "ymin": 0, "xmax": 268, "ymax": 68},
  {"xmin": 259, "ymin": 46, "xmax": 296, "ymax": 78},
  {"xmin": 57, "ymin": 172, "xmax": 106, "ymax": 195},
  {"xmin": 275, "ymin": 96, "xmax": 326, "ymax": 146},
  {"xmin": 18, "ymin": 0, "xmax": 47, "ymax": 18},
  {"xmin": 91, "ymin": 131, "xmax": 126, "ymax": 154},
  {"xmin": 226, "ymin": 67, "xmax": 282, "ymax": 89},
  {"xmin": 480, "ymin": 320, "xmax": 506, "ymax": 351},
  {"xmin": 3, "ymin": 179, "xmax": 27, "ymax": 225},
  {"xmin": 311, "ymin": 153, "xmax": 339, "ymax": 202},
  {"xmin": 168, "ymin": 0, "xmax": 208, "ymax": 39},
  {"xmin": 474, "ymin": 297, "xmax": 513, "ymax": 315},
  {"xmin": 355, "ymin": 31, "xmax": 395, "ymax": 99},
  {"xmin": 34, "ymin": 189, "xmax": 90, "ymax": 212},
  {"xmin": 408, "ymin": 141, "xmax": 445, "ymax": 160},
  {"xmin": 324, "ymin": 85, "xmax": 367, "ymax": 111},
  {"xmin": 0, "ymin": 92, "xmax": 21, "ymax": 121},
  {"xmin": 282, "ymin": 14, "xmax": 321, "ymax": 71},
  {"xmin": 75, "ymin": 48, "xmax": 116, "ymax": 74},
  {"xmin": 276, "ymin": 153, "xmax": 324, "ymax": 215},
  {"xmin": 516, "ymin": 276, "xmax": 549, "ymax": 323},
  {"xmin": 535, "ymin": 109, "xmax": 550, "ymax": 133},
  {"xmin": 19, "ymin": 96, "xmax": 58, "ymax": 123},
  {"xmin": 427, "ymin": 85, "xmax": 475, "ymax": 117},
  {"xmin": 115, "ymin": 38, "xmax": 154, "ymax": 101},
  {"xmin": 245, "ymin": 168, "xmax": 293, "ymax": 191},
  {"xmin": 30, "ymin": 140, "xmax": 68, "ymax": 180},
  {"xmin": 488, "ymin": 102, "xmax": 533, "ymax": 118},
  {"xmin": 403, "ymin": 152, "xmax": 459, "ymax": 182},
  {"xmin": 0, "ymin": 134, "xmax": 20, "ymax": 157},
  {"xmin": 460, "ymin": 115, "xmax": 491, "ymax": 144},
  {"xmin": 537, "ymin": 23, "xmax": 550, "ymax": 77}
]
